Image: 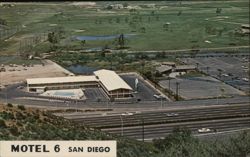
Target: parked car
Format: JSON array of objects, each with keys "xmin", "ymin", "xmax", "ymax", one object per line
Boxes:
[
  {"xmin": 154, "ymin": 94, "xmax": 166, "ymax": 100},
  {"xmin": 242, "ymin": 78, "xmax": 249, "ymax": 82}
]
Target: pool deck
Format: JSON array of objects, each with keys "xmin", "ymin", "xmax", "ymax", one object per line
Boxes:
[{"xmin": 41, "ymin": 89, "xmax": 85, "ymax": 100}]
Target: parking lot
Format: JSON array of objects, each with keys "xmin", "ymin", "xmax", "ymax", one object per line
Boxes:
[
  {"xmin": 180, "ymin": 57, "xmax": 249, "ymax": 93},
  {"xmin": 159, "ymin": 76, "xmax": 245, "ymax": 100},
  {"xmin": 84, "ymin": 88, "xmax": 108, "ymax": 102},
  {"xmin": 121, "ymin": 74, "xmax": 162, "ymax": 101}
]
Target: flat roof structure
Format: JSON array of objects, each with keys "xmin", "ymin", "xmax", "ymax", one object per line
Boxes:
[
  {"xmin": 162, "ymin": 62, "xmax": 176, "ymax": 67},
  {"xmin": 156, "ymin": 65, "xmax": 172, "ymax": 73},
  {"xmin": 175, "ymin": 65, "xmax": 196, "ymax": 71},
  {"xmin": 27, "ymin": 76, "xmax": 98, "ymax": 85},
  {"xmin": 94, "ymin": 69, "xmax": 132, "ymax": 92}
]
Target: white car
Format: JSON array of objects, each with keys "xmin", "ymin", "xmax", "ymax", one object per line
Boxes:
[
  {"xmin": 222, "ymin": 74, "xmax": 229, "ymax": 77},
  {"xmin": 122, "ymin": 112, "xmax": 133, "ymax": 116},
  {"xmin": 242, "ymin": 78, "xmax": 249, "ymax": 82},
  {"xmin": 154, "ymin": 94, "xmax": 166, "ymax": 100},
  {"xmin": 198, "ymin": 128, "xmax": 211, "ymax": 133},
  {"xmin": 166, "ymin": 113, "xmax": 179, "ymax": 117}
]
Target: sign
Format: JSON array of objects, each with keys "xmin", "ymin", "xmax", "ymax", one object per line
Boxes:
[{"xmin": 0, "ymin": 141, "xmax": 116, "ymax": 157}]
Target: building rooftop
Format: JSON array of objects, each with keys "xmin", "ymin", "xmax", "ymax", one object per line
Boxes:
[
  {"xmin": 162, "ymin": 62, "xmax": 176, "ymax": 66},
  {"xmin": 94, "ymin": 69, "xmax": 132, "ymax": 91},
  {"xmin": 27, "ymin": 76, "xmax": 98, "ymax": 85},
  {"xmin": 175, "ymin": 65, "xmax": 196, "ymax": 70},
  {"xmin": 156, "ymin": 65, "xmax": 172, "ymax": 73}
]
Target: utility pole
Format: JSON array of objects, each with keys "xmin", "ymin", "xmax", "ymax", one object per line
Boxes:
[
  {"xmin": 168, "ymin": 77, "xmax": 171, "ymax": 90},
  {"xmin": 196, "ymin": 63, "xmax": 199, "ymax": 70},
  {"xmin": 141, "ymin": 117, "xmax": 144, "ymax": 142},
  {"xmin": 75, "ymin": 100, "xmax": 78, "ymax": 113},
  {"xmin": 176, "ymin": 82, "xmax": 180, "ymax": 100},
  {"xmin": 206, "ymin": 66, "xmax": 209, "ymax": 74}
]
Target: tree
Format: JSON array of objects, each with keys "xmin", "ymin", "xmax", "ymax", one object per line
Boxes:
[
  {"xmin": 0, "ymin": 18, "xmax": 7, "ymax": 25},
  {"xmin": 216, "ymin": 8, "xmax": 222, "ymax": 15},
  {"xmin": 140, "ymin": 27, "xmax": 146, "ymax": 33},
  {"xmin": 0, "ymin": 119, "xmax": 7, "ymax": 128},
  {"xmin": 108, "ymin": 18, "xmax": 112, "ymax": 24},
  {"xmin": 122, "ymin": 2, "xmax": 128, "ymax": 8},
  {"xmin": 163, "ymin": 23, "xmax": 170, "ymax": 31},
  {"xmin": 117, "ymin": 34, "xmax": 125, "ymax": 49},
  {"xmin": 80, "ymin": 40, "xmax": 86, "ymax": 47},
  {"xmin": 48, "ymin": 32, "xmax": 59, "ymax": 44},
  {"xmin": 156, "ymin": 15, "xmax": 160, "ymax": 21},
  {"xmin": 156, "ymin": 51, "xmax": 166, "ymax": 58},
  {"xmin": 106, "ymin": 5, "xmax": 112, "ymax": 10},
  {"xmin": 116, "ymin": 17, "xmax": 120, "ymax": 23},
  {"xmin": 177, "ymin": 10, "xmax": 182, "ymax": 16},
  {"xmin": 151, "ymin": 10, "xmax": 155, "ymax": 16},
  {"xmin": 124, "ymin": 17, "xmax": 129, "ymax": 23}
]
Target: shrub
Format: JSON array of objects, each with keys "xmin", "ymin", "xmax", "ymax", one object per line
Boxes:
[
  {"xmin": 17, "ymin": 105, "xmax": 25, "ymax": 110},
  {"xmin": 9, "ymin": 126, "xmax": 19, "ymax": 136},
  {"xmin": 7, "ymin": 103, "xmax": 13, "ymax": 107},
  {"xmin": 0, "ymin": 119, "xmax": 7, "ymax": 128}
]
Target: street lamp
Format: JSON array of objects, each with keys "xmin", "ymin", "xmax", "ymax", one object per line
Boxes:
[
  {"xmin": 75, "ymin": 100, "xmax": 78, "ymax": 113},
  {"xmin": 120, "ymin": 115, "xmax": 124, "ymax": 136},
  {"xmin": 176, "ymin": 82, "xmax": 180, "ymax": 100},
  {"xmin": 160, "ymin": 96, "xmax": 164, "ymax": 108}
]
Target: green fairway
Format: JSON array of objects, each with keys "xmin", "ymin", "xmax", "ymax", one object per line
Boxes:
[{"xmin": 0, "ymin": 1, "xmax": 249, "ymax": 55}]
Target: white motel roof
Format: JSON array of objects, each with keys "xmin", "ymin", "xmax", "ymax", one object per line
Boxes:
[
  {"xmin": 27, "ymin": 76, "xmax": 98, "ymax": 85},
  {"xmin": 94, "ymin": 69, "xmax": 132, "ymax": 91}
]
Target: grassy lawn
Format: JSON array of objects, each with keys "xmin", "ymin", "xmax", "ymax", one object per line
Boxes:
[{"xmin": 0, "ymin": 1, "xmax": 249, "ymax": 55}]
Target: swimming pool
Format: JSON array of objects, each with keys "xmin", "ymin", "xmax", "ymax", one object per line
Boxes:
[
  {"xmin": 41, "ymin": 89, "xmax": 85, "ymax": 100},
  {"xmin": 53, "ymin": 91, "xmax": 75, "ymax": 97}
]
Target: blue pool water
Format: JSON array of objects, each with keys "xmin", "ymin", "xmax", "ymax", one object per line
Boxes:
[
  {"xmin": 75, "ymin": 34, "xmax": 136, "ymax": 41},
  {"xmin": 53, "ymin": 91, "xmax": 75, "ymax": 97}
]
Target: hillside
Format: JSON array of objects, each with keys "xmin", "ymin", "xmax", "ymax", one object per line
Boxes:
[{"xmin": 0, "ymin": 103, "xmax": 250, "ymax": 157}]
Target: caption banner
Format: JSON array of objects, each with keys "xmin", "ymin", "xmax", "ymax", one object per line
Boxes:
[{"xmin": 0, "ymin": 141, "xmax": 116, "ymax": 157}]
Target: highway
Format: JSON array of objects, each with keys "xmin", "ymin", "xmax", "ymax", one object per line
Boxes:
[
  {"xmin": 66, "ymin": 104, "xmax": 250, "ymax": 128},
  {"xmin": 102, "ymin": 117, "xmax": 250, "ymax": 140},
  {"xmin": 61, "ymin": 104, "xmax": 250, "ymax": 140}
]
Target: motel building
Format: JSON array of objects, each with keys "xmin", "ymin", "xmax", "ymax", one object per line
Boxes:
[{"xmin": 26, "ymin": 69, "xmax": 133, "ymax": 99}]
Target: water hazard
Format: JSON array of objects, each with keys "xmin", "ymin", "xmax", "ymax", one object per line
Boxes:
[{"xmin": 75, "ymin": 34, "xmax": 136, "ymax": 41}]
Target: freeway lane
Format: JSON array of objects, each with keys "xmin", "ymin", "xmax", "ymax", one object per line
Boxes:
[
  {"xmin": 102, "ymin": 117, "xmax": 250, "ymax": 139},
  {"xmin": 67, "ymin": 104, "xmax": 250, "ymax": 128}
]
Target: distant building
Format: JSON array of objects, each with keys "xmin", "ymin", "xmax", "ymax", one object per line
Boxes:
[
  {"xmin": 156, "ymin": 65, "xmax": 172, "ymax": 75},
  {"xmin": 174, "ymin": 65, "xmax": 196, "ymax": 72},
  {"xmin": 27, "ymin": 76, "xmax": 98, "ymax": 93},
  {"xmin": 162, "ymin": 62, "xmax": 176, "ymax": 67},
  {"xmin": 26, "ymin": 69, "xmax": 133, "ymax": 99},
  {"xmin": 156, "ymin": 64, "xmax": 196, "ymax": 75}
]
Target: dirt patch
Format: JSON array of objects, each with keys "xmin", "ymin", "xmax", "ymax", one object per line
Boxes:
[{"xmin": 0, "ymin": 60, "xmax": 73, "ymax": 85}]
